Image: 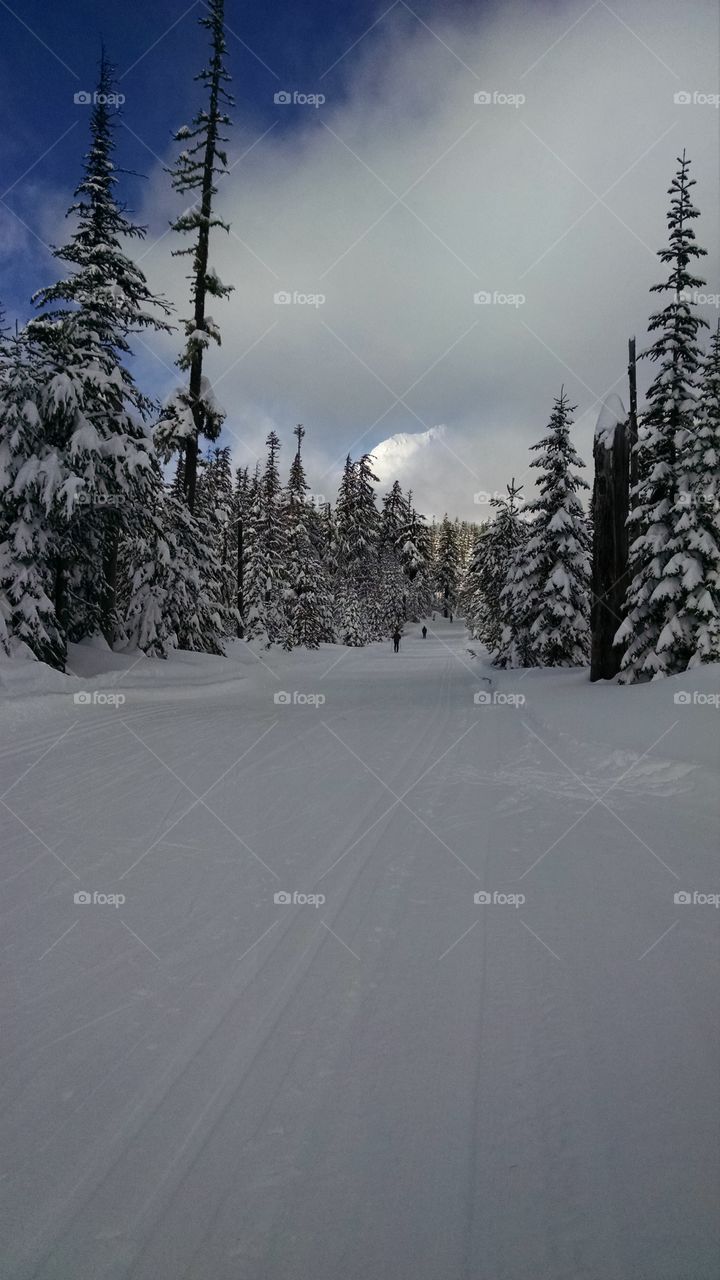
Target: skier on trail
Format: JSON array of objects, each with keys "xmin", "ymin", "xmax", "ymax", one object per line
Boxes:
[
  {"xmin": 421, "ymin": 625, "xmax": 427, "ymax": 639},
  {"xmin": 392, "ymin": 628, "xmax": 402, "ymax": 653}
]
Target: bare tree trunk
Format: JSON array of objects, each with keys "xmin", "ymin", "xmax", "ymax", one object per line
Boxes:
[
  {"xmin": 627, "ymin": 336, "xmax": 638, "ymax": 492},
  {"xmin": 52, "ymin": 556, "xmax": 68, "ymax": 671},
  {"xmin": 590, "ymin": 420, "xmax": 630, "ymax": 680},
  {"xmin": 184, "ymin": 4, "xmax": 225, "ymax": 514},
  {"xmin": 100, "ymin": 520, "xmax": 119, "ymax": 645},
  {"xmin": 53, "ymin": 558, "xmax": 66, "ymax": 635},
  {"xmin": 236, "ymin": 516, "xmax": 244, "ymax": 638}
]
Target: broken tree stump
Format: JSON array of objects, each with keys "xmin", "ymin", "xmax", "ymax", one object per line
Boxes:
[{"xmin": 591, "ymin": 395, "xmax": 630, "ymax": 681}]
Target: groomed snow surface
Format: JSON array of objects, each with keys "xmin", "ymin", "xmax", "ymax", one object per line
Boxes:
[{"xmin": 1, "ymin": 619, "xmax": 718, "ymax": 1279}]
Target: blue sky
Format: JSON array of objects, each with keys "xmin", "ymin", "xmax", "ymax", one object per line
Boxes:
[
  {"xmin": 0, "ymin": 0, "xmax": 419, "ymax": 304},
  {"xmin": 1, "ymin": 0, "xmax": 718, "ymax": 517},
  {"xmin": 0, "ymin": 0, "xmax": 477, "ymax": 281}
]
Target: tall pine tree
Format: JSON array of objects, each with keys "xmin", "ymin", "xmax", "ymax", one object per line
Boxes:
[
  {"xmin": 244, "ymin": 431, "xmax": 288, "ymax": 645},
  {"xmin": 617, "ymin": 153, "xmax": 709, "ymax": 679},
  {"xmin": 0, "ymin": 330, "xmax": 66, "ymax": 665},
  {"xmin": 666, "ymin": 320, "xmax": 720, "ymax": 665},
  {"xmin": 156, "ymin": 0, "xmax": 233, "ymax": 513},
  {"xmin": 12, "ymin": 51, "xmax": 170, "ymax": 661},
  {"xmin": 462, "ymin": 480, "xmax": 526, "ymax": 653},
  {"xmin": 282, "ymin": 425, "xmax": 334, "ymax": 648},
  {"xmin": 496, "ymin": 391, "xmax": 590, "ymax": 668},
  {"xmin": 434, "ymin": 515, "xmax": 461, "ymax": 617}
]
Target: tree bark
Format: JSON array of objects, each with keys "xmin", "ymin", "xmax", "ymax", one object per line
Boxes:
[
  {"xmin": 100, "ymin": 518, "xmax": 119, "ymax": 645},
  {"xmin": 184, "ymin": 6, "xmax": 225, "ymax": 514},
  {"xmin": 590, "ymin": 420, "xmax": 630, "ymax": 680},
  {"xmin": 627, "ymin": 337, "xmax": 638, "ymax": 492},
  {"xmin": 236, "ymin": 516, "xmax": 244, "ymax": 638}
]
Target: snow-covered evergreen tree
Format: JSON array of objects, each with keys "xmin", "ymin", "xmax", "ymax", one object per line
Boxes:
[
  {"xmin": 121, "ymin": 489, "xmax": 227, "ymax": 657},
  {"xmin": 462, "ymin": 480, "xmax": 526, "ymax": 652},
  {"xmin": 282, "ymin": 425, "xmax": 334, "ymax": 648},
  {"xmin": 397, "ymin": 494, "xmax": 425, "ymax": 581},
  {"xmin": 20, "ymin": 50, "xmax": 172, "ymax": 657},
  {"xmin": 376, "ymin": 480, "xmax": 407, "ymax": 628},
  {"xmin": 617, "ymin": 152, "xmax": 709, "ymax": 680},
  {"xmin": 396, "ymin": 492, "xmax": 432, "ymax": 620},
  {"xmin": 434, "ymin": 514, "xmax": 461, "ymax": 616},
  {"xmin": 333, "ymin": 455, "xmax": 356, "ymax": 568},
  {"xmin": 319, "ymin": 500, "xmax": 336, "ymax": 562},
  {"xmin": 666, "ymin": 320, "xmax": 720, "ymax": 665},
  {"xmin": 228, "ymin": 464, "xmax": 252, "ymax": 637},
  {"xmin": 244, "ymin": 431, "xmax": 288, "ymax": 645},
  {"xmin": 333, "ymin": 453, "xmax": 383, "ymax": 643},
  {"xmin": 496, "ymin": 391, "xmax": 590, "ymax": 668},
  {"xmin": 352, "ymin": 453, "xmax": 382, "ymax": 565},
  {"xmin": 197, "ymin": 445, "xmax": 235, "ymax": 621},
  {"xmin": 0, "ymin": 331, "xmax": 66, "ymax": 666},
  {"xmin": 379, "ymin": 480, "xmax": 406, "ymax": 555},
  {"xmin": 156, "ymin": 0, "xmax": 233, "ymax": 512},
  {"xmin": 333, "ymin": 457, "xmax": 366, "ymax": 644},
  {"xmin": 494, "ymin": 537, "xmax": 536, "ymax": 669},
  {"xmin": 35, "ymin": 50, "xmax": 172, "ymax": 356}
]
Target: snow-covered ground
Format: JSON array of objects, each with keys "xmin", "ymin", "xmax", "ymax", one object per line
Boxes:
[{"xmin": 1, "ymin": 620, "xmax": 718, "ymax": 1279}]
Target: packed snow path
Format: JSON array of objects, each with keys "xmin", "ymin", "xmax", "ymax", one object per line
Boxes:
[{"xmin": 1, "ymin": 620, "xmax": 718, "ymax": 1279}]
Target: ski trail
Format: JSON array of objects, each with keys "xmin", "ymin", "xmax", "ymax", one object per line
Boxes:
[{"xmin": 0, "ymin": 623, "xmax": 717, "ymax": 1279}]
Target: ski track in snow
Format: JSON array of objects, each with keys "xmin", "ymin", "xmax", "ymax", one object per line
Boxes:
[{"xmin": 0, "ymin": 621, "xmax": 718, "ymax": 1279}]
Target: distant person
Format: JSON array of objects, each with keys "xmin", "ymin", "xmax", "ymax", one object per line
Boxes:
[
  {"xmin": 449, "ymin": 612, "xmax": 453, "ymax": 623},
  {"xmin": 392, "ymin": 628, "xmax": 401, "ymax": 653},
  {"xmin": 421, "ymin": 625, "xmax": 427, "ymax": 639},
  {"xmin": 432, "ymin": 612, "xmax": 436, "ymax": 621}
]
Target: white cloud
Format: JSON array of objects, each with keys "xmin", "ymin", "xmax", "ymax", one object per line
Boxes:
[
  {"xmin": 372, "ymin": 425, "xmax": 458, "ymax": 519},
  {"xmin": 373, "ymin": 424, "xmax": 445, "ymax": 477}
]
